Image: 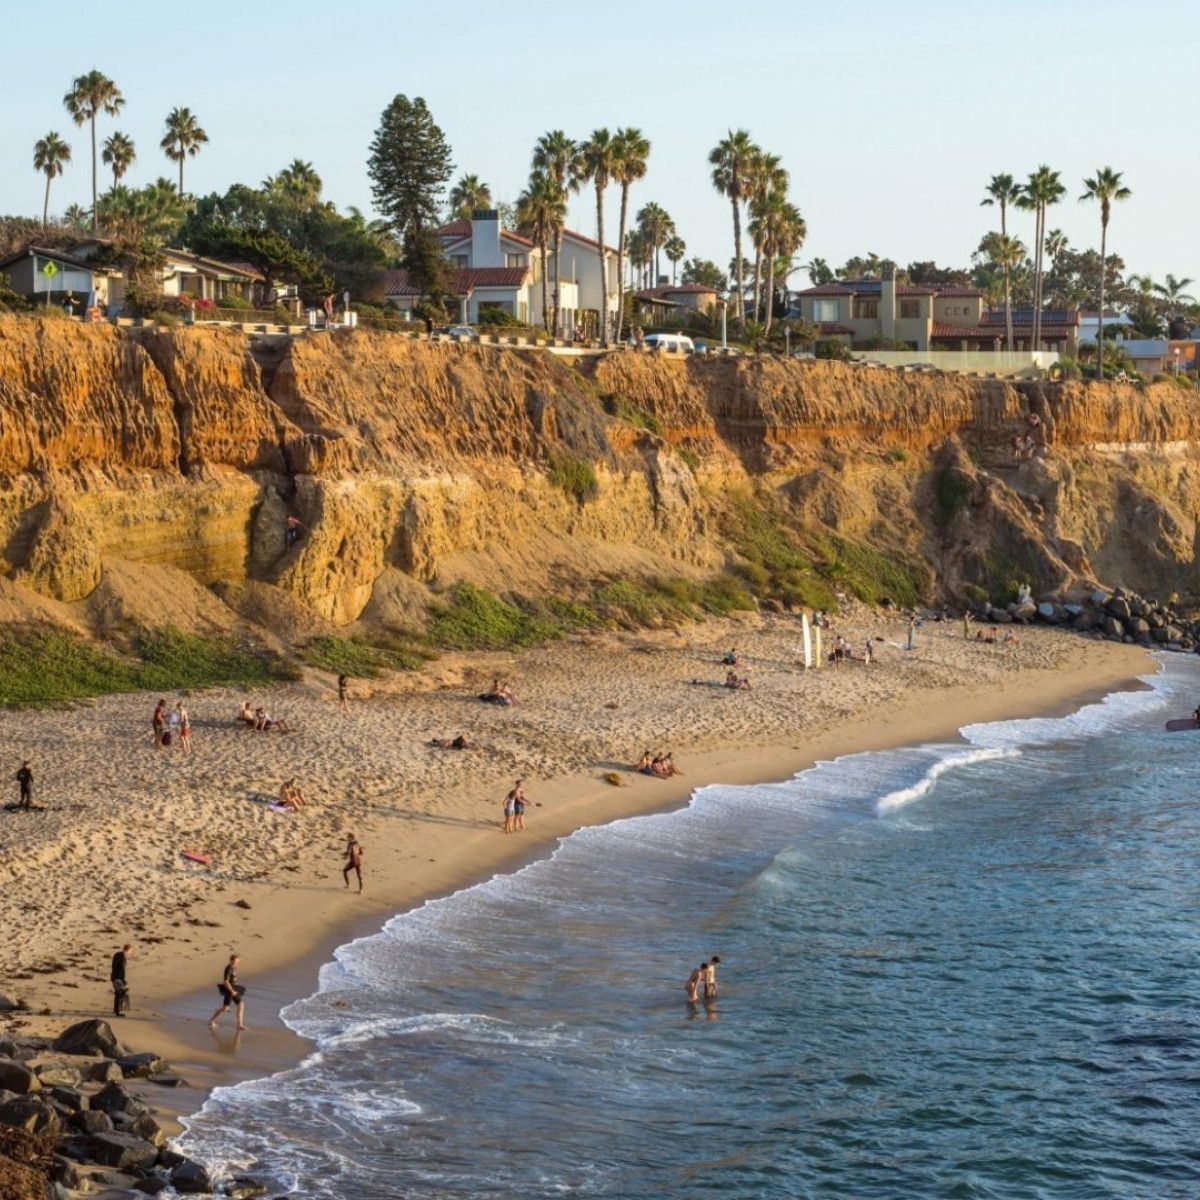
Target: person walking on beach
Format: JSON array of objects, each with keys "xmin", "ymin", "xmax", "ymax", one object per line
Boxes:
[
  {"xmin": 110, "ymin": 943, "xmax": 132, "ymax": 1017},
  {"xmin": 208, "ymin": 954, "xmax": 247, "ymax": 1031},
  {"xmin": 703, "ymin": 956, "xmax": 721, "ymax": 1000},
  {"xmin": 343, "ymin": 834, "xmax": 364, "ymax": 892},
  {"xmin": 337, "ymin": 674, "xmax": 349, "ymax": 712},
  {"xmin": 686, "ymin": 962, "xmax": 707, "ymax": 1003},
  {"xmin": 502, "ymin": 789, "xmax": 516, "ymax": 834},
  {"xmin": 508, "ymin": 780, "xmax": 528, "ymax": 832},
  {"xmin": 177, "ymin": 703, "xmax": 192, "ymax": 754},
  {"xmin": 14, "ymin": 760, "xmax": 33, "ymax": 810},
  {"xmin": 152, "ymin": 699, "xmax": 167, "ymax": 748},
  {"xmin": 963, "ymin": 611, "xmax": 972, "ymax": 640}
]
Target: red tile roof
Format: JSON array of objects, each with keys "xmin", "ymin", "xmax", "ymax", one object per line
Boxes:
[
  {"xmin": 437, "ymin": 217, "xmax": 535, "ymax": 248},
  {"xmin": 383, "ymin": 266, "xmax": 529, "ymax": 297}
]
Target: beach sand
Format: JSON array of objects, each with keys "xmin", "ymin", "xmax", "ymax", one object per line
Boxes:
[{"xmin": 0, "ymin": 609, "xmax": 1151, "ymax": 1127}]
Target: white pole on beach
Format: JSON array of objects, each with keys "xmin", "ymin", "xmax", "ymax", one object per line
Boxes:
[{"xmin": 801, "ymin": 613, "xmax": 813, "ymax": 670}]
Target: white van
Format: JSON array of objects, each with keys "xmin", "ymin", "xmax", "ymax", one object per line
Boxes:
[{"xmin": 644, "ymin": 332, "xmax": 695, "ymax": 352}]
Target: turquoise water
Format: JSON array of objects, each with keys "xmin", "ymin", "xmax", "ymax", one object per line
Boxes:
[{"xmin": 179, "ymin": 657, "xmax": 1200, "ymax": 1198}]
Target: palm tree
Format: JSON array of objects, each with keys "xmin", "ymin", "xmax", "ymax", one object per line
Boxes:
[
  {"xmin": 63, "ymin": 202, "xmax": 90, "ymax": 231},
  {"xmin": 610, "ymin": 127, "xmax": 650, "ymax": 341},
  {"xmin": 449, "ymin": 173, "xmax": 491, "ymax": 219},
  {"xmin": 746, "ymin": 149, "xmax": 786, "ymax": 320},
  {"xmin": 1079, "ymin": 167, "xmax": 1132, "ymax": 375},
  {"xmin": 1154, "ymin": 273, "xmax": 1195, "ymax": 328},
  {"xmin": 1017, "ymin": 166, "xmax": 1066, "ymax": 351},
  {"xmin": 626, "ymin": 227, "xmax": 651, "ymax": 290},
  {"xmin": 532, "ymin": 131, "xmax": 580, "ymax": 336},
  {"xmin": 97, "ymin": 178, "xmax": 188, "ymax": 248},
  {"xmin": 709, "ymin": 130, "xmax": 757, "ymax": 324},
  {"xmin": 515, "ymin": 172, "xmax": 566, "ymax": 332},
  {"xmin": 636, "ymin": 201, "xmax": 674, "ymax": 288},
  {"xmin": 160, "ymin": 107, "xmax": 209, "ymax": 194},
  {"xmin": 63, "ymin": 71, "xmax": 125, "ymax": 233},
  {"xmin": 805, "ymin": 257, "xmax": 833, "ymax": 285},
  {"xmin": 101, "ymin": 132, "xmax": 136, "ymax": 189},
  {"xmin": 270, "ymin": 159, "xmax": 322, "ymax": 201},
  {"xmin": 759, "ymin": 195, "xmax": 805, "ymax": 335},
  {"xmin": 33, "ymin": 133, "xmax": 71, "ymax": 228},
  {"xmin": 980, "ymin": 173, "xmax": 1021, "ymax": 351},
  {"xmin": 577, "ymin": 129, "xmax": 618, "ymax": 345},
  {"xmin": 664, "ymin": 234, "xmax": 686, "ymax": 285}
]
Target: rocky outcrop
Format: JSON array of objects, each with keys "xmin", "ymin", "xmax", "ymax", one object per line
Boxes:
[{"xmin": 3, "ymin": 314, "xmax": 1200, "ymax": 632}]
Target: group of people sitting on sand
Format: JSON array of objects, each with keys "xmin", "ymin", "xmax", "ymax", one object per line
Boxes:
[
  {"xmin": 975, "ymin": 629, "xmax": 1018, "ymax": 647},
  {"xmin": 277, "ymin": 779, "xmax": 307, "ymax": 811},
  {"xmin": 635, "ymin": 750, "xmax": 683, "ymax": 778},
  {"xmin": 724, "ymin": 670, "xmax": 752, "ymax": 690},
  {"xmin": 479, "ymin": 679, "xmax": 518, "ymax": 707},
  {"xmin": 238, "ymin": 701, "xmax": 291, "ymax": 733}
]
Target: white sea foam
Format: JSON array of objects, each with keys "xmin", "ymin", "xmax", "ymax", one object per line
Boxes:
[{"xmin": 875, "ymin": 747, "xmax": 1021, "ymax": 813}]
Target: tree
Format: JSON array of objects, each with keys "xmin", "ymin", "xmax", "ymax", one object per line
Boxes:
[
  {"xmin": 515, "ymin": 172, "xmax": 565, "ymax": 331},
  {"xmin": 577, "ymin": 128, "xmax": 618, "ymax": 345},
  {"xmin": 101, "ymin": 132, "xmax": 136, "ymax": 189},
  {"xmin": 709, "ymin": 129, "xmax": 757, "ymax": 324},
  {"xmin": 267, "ymin": 159, "xmax": 323, "ymax": 201},
  {"xmin": 681, "ymin": 257, "xmax": 726, "ymax": 292},
  {"xmin": 746, "ymin": 149, "xmax": 786, "ymax": 319},
  {"xmin": 1017, "ymin": 166, "xmax": 1065, "ymax": 351},
  {"xmin": 980, "ymin": 173, "xmax": 1021, "ymax": 351},
  {"xmin": 448, "ymin": 173, "xmax": 492, "ymax": 219},
  {"xmin": 664, "ymin": 234, "xmax": 685, "ymax": 284},
  {"xmin": 636, "ymin": 201, "xmax": 674, "ymax": 288},
  {"xmin": 805, "ymin": 257, "xmax": 834, "ymax": 285},
  {"xmin": 97, "ymin": 178, "xmax": 188, "ymax": 246},
  {"xmin": 1154, "ymin": 273, "xmax": 1194, "ymax": 326},
  {"xmin": 532, "ymin": 132, "xmax": 580, "ymax": 336},
  {"xmin": 759, "ymin": 197, "xmax": 805, "ymax": 334},
  {"xmin": 160, "ymin": 107, "xmax": 208, "ymax": 194},
  {"xmin": 33, "ymin": 133, "xmax": 71, "ymax": 227},
  {"xmin": 368, "ymin": 95, "xmax": 454, "ymax": 239},
  {"xmin": 63, "ymin": 203, "xmax": 90, "ymax": 231},
  {"xmin": 188, "ymin": 222, "xmax": 330, "ymax": 304},
  {"xmin": 63, "ymin": 70, "xmax": 124, "ymax": 233},
  {"xmin": 610, "ymin": 127, "xmax": 649, "ymax": 341},
  {"xmin": 1079, "ymin": 167, "xmax": 1132, "ymax": 375},
  {"xmin": 626, "ymin": 227, "xmax": 652, "ymax": 290}
]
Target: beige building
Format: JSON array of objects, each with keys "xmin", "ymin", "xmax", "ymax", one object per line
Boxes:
[{"xmin": 794, "ymin": 264, "xmax": 1080, "ymax": 353}]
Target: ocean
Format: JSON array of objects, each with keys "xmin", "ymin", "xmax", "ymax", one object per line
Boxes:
[{"xmin": 178, "ymin": 656, "xmax": 1200, "ymax": 1199}]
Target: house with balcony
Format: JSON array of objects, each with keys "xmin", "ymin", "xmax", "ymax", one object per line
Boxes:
[
  {"xmin": 383, "ymin": 210, "xmax": 618, "ymax": 336},
  {"xmin": 793, "ymin": 264, "xmax": 1080, "ymax": 354}
]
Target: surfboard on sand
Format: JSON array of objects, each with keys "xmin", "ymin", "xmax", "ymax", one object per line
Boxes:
[
  {"xmin": 180, "ymin": 849, "xmax": 211, "ymax": 865},
  {"xmin": 801, "ymin": 614, "xmax": 813, "ymax": 670},
  {"xmin": 1165, "ymin": 718, "xmax": 1200, "ymax": 732}
]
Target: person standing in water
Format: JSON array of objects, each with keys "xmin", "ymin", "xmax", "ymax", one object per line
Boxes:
[
  {"xmin": 208, "ymin": 954, "xmax": 247, "ymax": 1030},
  {"xmin": 686, "ymin": 962, "xmax": 707, "ymax": 1003},
  {"xmin": 343, "ymin": 834, "xmax": 364, "ymax": 892},
  {"xmin": 703, "ymin": 956, "xmax": 721, "ymax": 1000}
]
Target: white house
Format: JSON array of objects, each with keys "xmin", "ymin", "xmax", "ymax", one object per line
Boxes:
[{"xmin": 384, "ymin": 211, "xmax": 619, "ymax": 336}]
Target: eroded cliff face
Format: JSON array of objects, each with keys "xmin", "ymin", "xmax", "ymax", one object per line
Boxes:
[{"xmin": 2, "ymin": 314, "xmax": 1199, "ymax": 639}]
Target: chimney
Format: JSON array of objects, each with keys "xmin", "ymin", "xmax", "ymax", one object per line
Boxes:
[
  {"xmin": 470, "ymin": 208, "xmax": 502, "ymax": 268},
  {"xmin": 880, "ymin": 260, "xmax": 896, "ymax": 339}
]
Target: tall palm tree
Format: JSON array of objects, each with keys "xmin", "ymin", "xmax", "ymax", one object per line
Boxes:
[
  {"xmin": 516, "ymin": 172, "xmax": 566, "ymax": 332},
  {"xmin": 270, "ymin": 159, "xmax": 322, "ymax": 201},
  {"xmin": 746, "ymin": 149, "xmax": 786, "ymax": 320},
  {"xmin": 1153, "ymin": 273, "xmax": 1194, "ymax": 327},
  {"xmin": 448, "ymin": 173, "xmax": 492, "ymax": 219},
  {"xmin": 532, "ymin": 131, "xmax": 580, "ymax": 336},
  {"xmin": 664, "ymin": 234, "xmax": 686, "ymax": 285},
  {"xmin": 709, "ymin": 129, "xmax": 757, "ymax": 324},
  {"xmin": 101, "ymin": 132, "xmax": 136, "ymax": 188},
  {"xmin": 980, "ymin": 173, "xmax": 1021, "ymax": 351},
  {"xmin": 626, "ymin": 227, "xmax": 651, "ymax": 290},
  {"xmin": 63, "ymin": 71, "xmax": 125, "ymax": 233},
  {"xmin": 33, "ymin": 133, "xmax": 71, "ymax": 227},
  {"xmin": 577, "ymin": 128, "xmax": 618, "ymax": 345},
  {"xmin": 760, "ymin": 196, "xmax": 805, "ymax": 335},
  {"xmin": 160, "ymin": 107, "xmax": 208, "ymax": 194},
  {"xmin": 1079, "ymin": 167, "xmax": 1131, "ymax": 376},
  {"xmin": 610, "ymin": 127, "xmax": 650, "ymax": 341},
  {"xmin": 636, "ymin": 201, "xmax": 674, "ymax": 288},
  {"xmin": 1017, "ymin": 166, "xmax": 1066, "ymax": 351}
]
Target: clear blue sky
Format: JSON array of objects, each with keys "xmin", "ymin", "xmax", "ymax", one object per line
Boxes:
[{"xmin": 4, "ymin": 0, "xmax": 1196, "ymax": 286}]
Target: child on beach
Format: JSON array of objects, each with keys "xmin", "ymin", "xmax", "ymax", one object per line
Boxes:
[{"xmin": 502, "ymin": 790, "xmax": 516, "ymax": 834}]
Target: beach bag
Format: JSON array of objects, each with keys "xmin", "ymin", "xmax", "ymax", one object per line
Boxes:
[{"xmin": 161, "ymin": 730, "xmax": 172, "ymax": 746}]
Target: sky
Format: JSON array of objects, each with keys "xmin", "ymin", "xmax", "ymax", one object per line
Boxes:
[{"xmin": 3, "ymin": 0, "xmax": 1197, "ymax": 287}]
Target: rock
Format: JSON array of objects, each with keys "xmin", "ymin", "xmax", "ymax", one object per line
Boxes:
[
  {"xmin": 0, "ymin": 1058, "xmax": 40, "ymax": 1093},
  {"xmin": 89, "ymin": 1131, "xmax": 161, "ymax": 1171},
  {"xmin": 759, "ymin": 597, "xmax": 784, "ymax": 613},
  {"xmin": 48, "ymin": 1185, "xmax": 72, "ymax": 1200},
  {"xmin": 1102, "ymin": 616, "xmax": 1123, "ymax": 638},
  {"xmin": 0, "ymin": 1092, "xmax": 60, "ymax": 1134},
  {"xmin": 1167, "ymin": 625, "xmax": 1183, "ymax": 642},
  {"xmin": 46, "ymin": 1084, "xmax": 86, "ymax": 1111},
  {"xmin": 52, "ymin": 1019, "xmax": 125, "ymax": 1059},
  {"xmin": 92, "ymin": 1081, "xmax": 150, "ymax": 1118},
  {"xmin": 117, "ymin": 1053, "xmax": 168, "ymax": 1079},
  {"xmin": 156, "ymin": 1148, "xmax": 188, "ymax": 1170},
  {"xmin": 226, "ymin": 1176, "xmax": 271, "ymax": 1199},
  {"xmin": 234, "ymin": 898, "xmax": 252, "ymax": 910},
  {"xmin": 990, "ymin": 609, "xmax": 1012, "ymax": 624},
  {"xmin": 71, "ymin": 1107, "xmax": 115, "ymax": 1135},
  {"xmin": 1151, "ymin": 626, "xmax": 1170, "ymax": 644},
  {"xmin": 1147, "ymin": 612, "xmax": 1164, "ymax": 629},
  {"xmin": 133, "ymin": 1177, "xmax": 173, "ymax": 1195},
  {"xmin": 94, "ymin": 1169, "xmax": 140, "ymax": 1188},
  {"xmin": 87, "ymin": 1059, "xmax": 125, "ymax": 1083},
  {"xmin": 1129, "ymin": 597, "xmax": 1148, "ymax": 617},
  {"xmin": 0, "ymin": 994, "xmax": 22, "ymax": 1012},
  {"xmin": 147, "ymin": 1073, "xmax": 187, "ymax": 1088},
  {"xmin": 1036, "ymin": 601, "xmax": 1057, "ymax": 622},
  {"xmin": 36, "ymin": 1062, "xmax": 84, "ymax": 1087},
  {"xmin": 1010, "ymin": 600, "xmax": 1037, "ymax": 622},
  {"xmin": 1107, "ymin": 597, "xmax": 1131, "ymax": 620},
  {"xmin": 169, "ymin": 1158, "xmax": 214, "ymax": 1194},
  {"xmin": 1089, "ymin": 590, "xmax": 1108, "ymax": 606},
  {"xmin": 1064, "ymin": 603, "xmax": 1084, "ymax": 617},
  {"xmin": 51, "ymin": 1154, "xmax": 86, "ymax": 1188},
  {"xmin": 1125, "ymin": 617, "xmax": 1150, "ymax": 636},
  {"xmin": 127, "ymin": 1112, "xmax": 166, "ymax": 1147}
]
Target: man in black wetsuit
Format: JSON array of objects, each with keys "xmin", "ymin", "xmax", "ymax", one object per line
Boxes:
[
  {"xmin": 110, "ymin": 943, "xmax": 132, "ymax": 1017},
  {"xmin": 15, "ymin": 761, "xmax": 32, "ymax": 810}
]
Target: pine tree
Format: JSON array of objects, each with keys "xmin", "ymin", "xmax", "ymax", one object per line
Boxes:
[{"xmin": 367, "ymin": 95, "xmax": 453, "ymax": 239}]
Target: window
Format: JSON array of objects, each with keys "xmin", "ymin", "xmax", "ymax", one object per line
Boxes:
[
  {"xmin": 812, "ymin": 299, "xmax": 839, "ymax": 323},
  {"xmin": 852, "ymin": 298, "xmax": 878, "ymax": 319},
  {"xmin": 506, "ymin": 253, "xmax": 527, "ymax": 268},
  {"xmin": 899, "ymin": 299, "xmax": 920, "ymax": 319},
  {"xmin": 451, "ymin": 254, "xmax": 468, "ymax": 268}
]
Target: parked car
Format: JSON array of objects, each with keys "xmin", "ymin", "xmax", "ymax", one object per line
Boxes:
[
  {"xmin": 441, "ymin": 325, "xmax": 479, "ymax": 341},
  {"xmin": 644, "ymin": 332, "xmax": 695, "ymax": 352}
]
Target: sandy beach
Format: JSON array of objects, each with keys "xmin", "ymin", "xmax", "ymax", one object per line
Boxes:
[{"xmin": 0, "ymin": 609, "xmax": 1151, "ymax": 1122}]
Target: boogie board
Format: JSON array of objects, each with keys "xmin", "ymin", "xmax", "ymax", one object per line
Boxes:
[
  {"xmin": 180, "ymin": 849, "xmax": 211, "ymax": 865},
  {"xmin": 1165, "ymin": 718, "xmax": 1200, "ymax": 732}
]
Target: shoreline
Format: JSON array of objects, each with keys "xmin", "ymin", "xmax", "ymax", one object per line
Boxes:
[{"xmin": 156, "ymin": 640, "xmax": 1155, "ymax": 1129}]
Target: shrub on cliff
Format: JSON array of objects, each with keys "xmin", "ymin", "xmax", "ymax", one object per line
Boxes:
[
  {"xmin": 547, "ymin": 453, "xmax": 600, "ymax": 503},
  {"xmin": 429, "ymin": 584, "xmax": 559, "ymax": 651}
]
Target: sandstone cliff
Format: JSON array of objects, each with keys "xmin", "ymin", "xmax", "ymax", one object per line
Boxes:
[{"xmin": 1, "ymin": 314, "xmax": 1198, "ymax": 641}]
